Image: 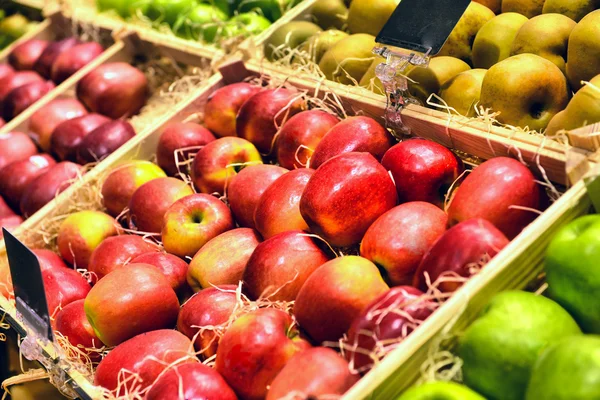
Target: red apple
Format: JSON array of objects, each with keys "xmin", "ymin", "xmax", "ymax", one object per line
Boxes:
[
  {"xmin": 191, "ymin": 137, "xmax": 263, "ymax": 195},
  {"xmin": 29, "ymin": 98, "xmax": 88, "ymax": 152},
  {"xmin": 32, "ymin": 249, "xmax": 69, "ymax": 271},
  {"xmin": 85, "ymin": 263, "xmax": 180, "ymax": 346},
  {"xmin": 20, "ymin": 161, "xmax": 83, "ymax": 218},
  {"xmin": 413, "ymin": 218, "xmax": 510, "ymax": 292},
  {"xmin": 42, "ymin": 267, "xmax": 91, "ymax": 320},
  {"xmin": 227, "ymin": 164, "xmax": 288, "ymax": 228},
  {"xmin": 146, "ymin": 363, "xmax": 237, "ymax": 400},
  {"xmin": 204, "ymin": 82, "xmax": 262, "ymax": 138},
  {"xmin": 51, "ymin": 42, "xmax": 103, "ymax": 84},
  {"xmin": 243, "ymin": 230, "xmax": 331, "ymax": 301},
  {"xmin": 94, "ymin": 330, "xmax": 194, "ymax": 394},
  {"xmin": 447, "ymin": 157, "xmax": 542, "ymax": 239},
  {"xmin": 215, "ymin": 308, "xmax": 309, "ymax": 400},
  {"xmin": 299, "ymin": 152, "xmax": 397, "ymax": 248},
  {"xmin": 0, "ymin": 64, "xmax": 15, "ymax": 83},
  {"xmin": 87, "ymin": 235, "xmax": 160, "ymax": 280},
  {"xmin": 0, "ymin": 215, "xmax": 23, "ymax": 239},
  {"xmin": 55, "ymin": 299, "xmax": 105, "ymax": 361},
  {"xmin": 162, "ymin": 193, "xmax": 234, "ymax": 258},
  {"xmin": 131, "ymin": 252, "xmax": 190, "ymax": 296},
  {"xmin": 101, "ymin": 160, "xmax": 166, "ymax": 217},
  {"xmin": 382, "ymin": 139, "xmax": 464, "ymax": 207},
  {"xmin": 0, "ymin": 154, "xmax": 56, "ymax": 210},
  {"xmin": 267, "ymin": 347, "xmax": 359, "ymax": 399},
  {"xmin": 3, "ymin": 80, "xmax": 55, "ymax": 121},
  {"xmin": 0, "ymin": 131, "xmax": 38, "ymax": 170},
  {"xmin": 8, "ymin": 39, "xmax": 49, "ymax": 70},
  {"xmin": 76, "ymin": 120, "xmax": 136, "ymax": 164},
  {"xmin": 156, "ymin": 122, "xmax": 216, "ymax": 176},
  {"xmin": 177, "ymin": 285, "xmax": 238, "ymax": 358},
  {"xmin": 236, "ymin": 88, "xmax": 306, "ymax": 154},
  {"xmin": 50, "ymin": 113, "xmax": 111, "ymax": 162},
  {"xmin": 188, "ymin": 227, "xmax": 261, "ymax": 291},
  {"xmin": 254, "ymin": 168, "xmax": 313, "ymax": 239},
  {"xmin": 344, "ymin": 286, "xmax": 437, "ymax": 373},
  {"xmin": 360, "ymin": 202, "xmax": 448, "ymax": 286},
  {"xmin": 34, "ymin": 37, "xmax": 81, "ymax": 79},
  {"xmin": 294, "ymin": 255, "xmax": 390, "ymax": 344},
  {"xmin": 276, "ymin": 110, "xmax": 340, "ymax": 169},
  {"xmin": 0, "ymin": 196, "xmax": 16, "ymax": 218},
  {"xmin": 309, "ymin": 116, "xmax": 394, "ymax": 169},
  {"xmin": 0, "ymin": 71, "xmax": 44, "ymax": 107}
]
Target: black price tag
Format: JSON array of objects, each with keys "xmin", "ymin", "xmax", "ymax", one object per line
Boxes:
[
  {"xmin": 3, "ymin": 229, "xmax": 53, "ymax": 342},
  {"xmin": 377, "ymin": 0, "xmax": 472, "ymax": 55}
]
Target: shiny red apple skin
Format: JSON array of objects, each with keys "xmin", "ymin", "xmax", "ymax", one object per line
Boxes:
[
  {"xmin": 447, "ymin": 157, "xmax": 542, "ymax": 239},
  {"xmin": 382, "ymin": 139, "xmax": 464, "ymax": 207},
  {"xmin": 360, "ymin": 202, "xmax": 448, "ymax": 286},
  {"xmin": 131, "ymin": 252, "xmax": 190, "ymax": 296},
  {"xmin": 413, "ymin": 218, "xmax": 510, "ymax": 292},
  {"xmin": 42, "ymin": 267, "xmax": 91, "ymax": 320},
  {"xmin": 29, "ymin": 98, "xmax": 88, "ymax": 152},
  {"xmin": 51, "ymin": 42, "xmax": 103, "ymax": 84},
  {"xmin": 215, "ymin": 308, "xmax": 309, "ymax": 400},
  {"xmin": 0, "ymin": 71, "xmax": 44, "ymax": 107},
  {"xmin": 0, "ymin": 154, "xmax": 56, "ymax": 210},
  {"xmin": 236, "ymin": 88, "xmax": 306, "ymax": 154},
  {"xmin": 20, "ymin": 161, "xmax": 83, "ymax": 218},
  {"xmin": 32, "ymin": 249, "xmax": 69, "ymax": 271},
  {"xmin": 309, "ymin": 116, "xmax": 394, "ymax": 169},
  {"xmin": 267, "ymin": 347, "xmax": 359, "ymax": 400},
  {"xmin": 0, "ymin": 131, "xmax": 38, "ymax": 170},
  {"xmin": 50, "ymin": 113, "xmax": 111, "ymax": 162},
  {"xmin": 8, "ymin": 39, "xmax": 49, "ymax": 70},
  {"xmin": 300, "ymin": 152, "xmax": 398, "ymax": 248},
  {"xmin": 87, "ymin": 235, "xmax": 160, "ymax": 280},
  {"xmin": 94, "ymin": 330, "xmax": 193, "ymax": 394},
  {"xmin": 344, "ymin": 286, "xmax": 437, "ymax": 373},
  {"xmin": 0, "ymin": 64, "xmax": 15, "ymax": 83},
  {"xmin": 0, "ymin": 215, "xmax": 23, "ymax": 239},
  {"xmin": 34, "ymin": 37, "xmax": 81, "ymax": 79},
  {"xmin": 3, "ymin": 80, "xmax": 55, "ymax": 121},
  {"xmin": 76, "ymin": 120, "xmax": 136, "ymax": 164},
  {"xmin": 156, "ymin": 122, "xmax": 216, "ymax": 176},
  {"xmin": 243, "ymin": 230, "xmax": 331, "ymax": 301},
  {"xmin": 227, "ymin": 164, "xmax": 288, "ymax": 228},
  {"xmin": 204, "ymin": 82, "xmax": 262, "ymax": 138},
  {"xmin": 55, "ymin": 299, "xmax": 105, "ymax": 361},
  {"xmin": 146, "ymin": 363, "xmax": 237, "ymax": 400},
  {"xmin": 162, "ymin": 193, "xmax": 235, "ymax": 258},
  {"xmin": 177, "ymin": 285, "xmax": 238, "ymax": 358},
  {"xmin": 276, "ymin": 110, "xmax": 340, "ymax": 169}
]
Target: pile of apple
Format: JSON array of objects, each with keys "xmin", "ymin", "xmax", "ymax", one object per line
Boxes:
[
  {"xmin": 15, "ymin": 78, "xmax": 550, "ymax": 399},
  {"xmin": 266, "ymin": 0, "xmax": 600, "ymax": 134},
  {"xmin": 0, "ymin": 60, "xmax": 149, "ymax": 238}
]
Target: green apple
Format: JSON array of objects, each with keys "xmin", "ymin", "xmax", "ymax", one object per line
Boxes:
[
  {"xmin": 298, "ymin": 29, "xmax": 348, "ymax": 63},
  {"xmin": 318, "ymin": 33, "xmax": 376, "ymax": 85},
  {"xmin": 458, "ymin": 290, "xmax": 582, "ymax": 400},
  {"xmin": 511, "ymin": 13, "xmax": 577, "ymax": 74},
  {"xmin": 176, "ymin": 3, "xmax": 228, "ymax": 42},
  {"xmin": 397, "ymin": 382, "xmax": 485, "ymax": 400},
  {"xmin": 471, "ymin": 13, "xmax": 529, "ymax": 69},
  {"xmin": 223, "ymin": 12, "xmax": 271, "ymax": 39},
  {"xmin": 502, "ymin": 0, "xmax": 545, "ymax": 18},
  {"xmin": 439, "ymin": 69, "xmax": 487, "ymax": 117},
  {"xmin": 546, "ymin": 215, "xmax": 600, "ymax": 333},
  {"xmin": 479, "ymin": 53, "xmax": 569, "ymax": 131},
  {"xmin": 97, "ymin": 0, "xmax": 134, "ymax": 18},
  {"xmin": 406, "ymin": 56, "xmax": 471, "ymax": 104},
  {"xmin": 542, "ymin": 0, "xmax": 600, "ymax": 22},
  {"xmin": 202, "ymin": 0, "xmax": 235, "ymax": 16},
  {"xmin": 0, "ymin": 14, "xmax": 30, "ymax": 39},
  {"xmin": 359, "ymin": 55, "xmax": 386, "ymax": 95},
  {"xmin": 263, "ymin": 21, "xmax": 321, "ymax": 61},
  {"xmin": 567, "ymin": 10, "xmax": 600, "ymax": 92},
  {"xmin": 312, "ymin": 0, "xmax": 348, "ymax": 30},
  {"xmin": 347, "ymin": 0, "xmax": 399, "ymax": 36},
  {"xmin": 526, "ymin": 335, "xmax": 600, "ymax": 399},
  {"xmin": 145, "ymin": 0, "xmax": 198, "ymax": 27},
  {"xmin": 237, "ymin": 0, "xmax": 283, "ymax": 22},
  {"xmin": 546, "ymin": 74, "xmax": 600, "ymax": 135}
]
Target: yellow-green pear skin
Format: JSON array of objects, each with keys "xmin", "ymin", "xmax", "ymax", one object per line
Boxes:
[
  {"xmin": 347, "ymin": 0, "xmax": 399, "ymax": 36},
  {"xmin": 543, "ymin": 0, "xmax": 600, "ymax": 22},
  {"xmin": 298, "ymin": 30, "xmax": 348, "ymax": 63},
  {"xmin": 439, "ymin": 69, "xmax": 488, "ymax": 117},
  {"xmin": 474, "ymin": 0, "xmax": 502, "ymax": 14},
  {"xmin": 566, "ymin": 10, "xmax": 600, "ymax": 91},
  {"xmin": 406, "ymin": 57, "xmax": 471, "ymax": 104},
  {"xmin": 318, "ymin": 33, "xmax": 376, "ymax": 85},
  {"xmin": 437, "ymin": 2, "xmax": 495, "ymax": 64},
  {"xmin": 546, "ymin": 74, "xmax": 600, "ymax": 134},
  {"xmin": 472, "ymin": 13, "xmax": 529, "ymax": 69},
  {"xmin": 359, "ymin": 55, "xmax": 386, "ymax": 95},
  {"xmin": 311, "ymin": 0, "xmax": 348, "ymax": 30},
  {"xmin": 264, "ymin": 21, "xmax": 322, "ymax": 61},
  {"xmin": 511, "ymin": 14, "xmax": 576, "ymax": 74},
  {"xmin": 480, "ymin": 54, "xmax": 570, "ymax": 132},
  {"xmin": 501, "ymin": 0, "xmax": 545, "ymax": 18}
]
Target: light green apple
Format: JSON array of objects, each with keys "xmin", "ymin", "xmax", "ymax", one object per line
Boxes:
[
  {"xmin": 472, "ymin": 12, "xmax": 529, "ymax": 69},
  {"xmin": 318, "ymin": 33, "xmax": 376, "ymax": 85},
  {"xmin": 542, "ymin": 0, "xmax": 600, "ymax": 22},
  {"xmin": 567, "ymin": 10, "xmax": 600, "ymax": 91},
  {"xmin": 312, "ymin": 0, "xmax": 348, "ymax": 30},
  {"xmin": 263, "ymin": 21, "xmax": 322, "ymax": 61},
  {"xmin": 346, "ymin": 0, "xmax": 399, "ymax": 36},
  {"xmin": 397, "ymin": 382, "xmax": 485, "ymax": 400},
  {"xmin": 439, "ymin": 69, "xmax": 487, "ymax": 117},
  {"xmin": 298, "ymin": 29, "xmax": 348, "ymax": 63},
  {"xmin": 546, "ymin": 74, "xmax": 600, "ymax": 134},
  {"xmin": 501, "ymin": 0, "xmax": 545, "ymax": 18},
  {"xmin": 406, "ymin": 56, "xmax": 471, "ymax": 104}
]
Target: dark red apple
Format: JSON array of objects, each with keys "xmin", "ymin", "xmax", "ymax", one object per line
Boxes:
[
  {"xmin": 0, "ymin": 196, "xmax": 15, "ymax": 218},
  {"xmin": 51, "ymin": 42, "xmax": 104, "ymax": 84},
  {"xmin": 0, "ymin": 64, "xmax": 15, "ymax": 83},
  {"xmin": 50, "ymin": 113, "xmax": 111, "ymax": 161},
  {"xmin": 32, "ymin": 249, "xmax": 69, "ymax": 271},
  {"xmin": 42, "ymin": 267, "xmax": 91, "ymax": 320},
  {"xmin": 29, "ymin": 98, "xmax": 88, "ymax": 152},
  {"xmin": 0, "ymin": 131, "xmax": 38, "ymax": 170},
  {"xmin": 0, "ymin": 154, "xmax": 56, "ymax": 210},
  {"xmin": 382, "ymin": 139, "xmax": 464, "ymax": 207},
  {"xmin": 447, "ymin": 157, "xmax": 542, "ymax": 239},
  {"xmin": 55, "ymin": 299, "xmax": 105, "ymax": 361},
  {"xmin": 8, "ymin": 39, "xmax": 49, "ymax": 70},
  {"xmin": 87, "ymin": 235, "xmax": 160, "ymax": 280},
  {"xmin": 0, "ymin": 71, "xmax": 44, "ymax": 106},
  {"xmin": 131, "ymin": 252, "xmax": 190, "ymax": 296},
  {"xmin": 413, "ymin": 218, "xmax": 510, "ymax": 292},
  {"xmin": 156, "ymin": 122, "xmax": 216, "ymax": 176},
  {"xmin": 299, "ymin": 152, "xmax": 397, "ymax": 248},
  {"xmin": 3, "ymin": 80, "xmax": 55, "ymax": 121},
  {"xmin": 204, "ymin": 82, "xmax": 262, "ymax": 138},
  {"xmin": 76, "ymin": 120, "xmax": 136, "ymax": 164},
  {"xmin": 34, "ymin": 37, "xmax": 81, "ymax": 79}
]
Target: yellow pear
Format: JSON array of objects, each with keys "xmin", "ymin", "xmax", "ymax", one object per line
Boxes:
[
  {"xmin": 542, "ymin": 0, "xmax": 600, "ymax": 22},
  {"xmin": 511, "ymin": 13, "xmax": 577, "ymax": 74},
  {"xmin": 479, "ymin": 53, "xmax": 569, "ymax": 131},
  {"xmin": 472, "ymin": 13, "xmax": 529, "ymax": 69},
  {"xmin": 437, "ymin": 2, "xmax": 495, "ymax": 64},
  {"xmin": 359, "ymin": 55, "xmax": 386, "ymax": 95},
  {"xmin": 439, "ymin": 69, "xmax": 488, "ymax": 117},
  {"xmin": 406, "ymin": 56, "xmax": 471, "ymax": 104},
  {"xmin": 546, "ymin": 74, "xmax": 600, "ymax": 135},
  {"xmin": 347, "ymin": 0, "xmax": 399, "ymax": 36},
  {"xmin": 474, "ymin": 0, "xmax": 502, "ymax": 14},
  {"xmin": 501, "ymin": 0, "xmax": 545, "ymax": 18},
  {"xmin": 299, "ymin": 30, "xmax": 348, "ymax": 63},
  {"xmin": 312, "ymin": 0, "xmax": 348, "ymax": 30},
  {"xmin": 264, "ymin": 21, "xmax": 322, "ymax": 61},
  {"xmin": 318, "ymin": 33, "xmax": 376, "ymax": 85},
  {"xmin": 566, "ymin": 10, "xmax": 600, "ymax": 91}
]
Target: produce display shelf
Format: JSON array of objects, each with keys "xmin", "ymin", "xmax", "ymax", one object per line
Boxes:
[{"xmin": 0, "ymin": 58, "xmax": 596, "ymax": 400}]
